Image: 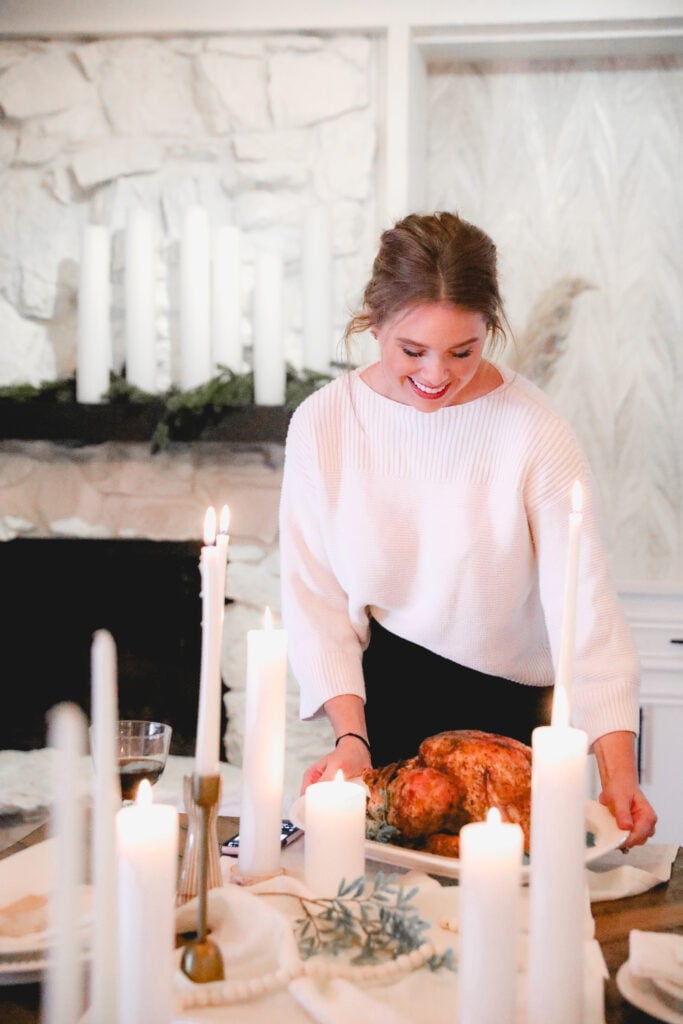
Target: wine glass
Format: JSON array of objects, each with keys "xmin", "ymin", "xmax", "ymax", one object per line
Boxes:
[{"xmin": 115, "ymin": 720, "xmax": 172, "ymax": 803}]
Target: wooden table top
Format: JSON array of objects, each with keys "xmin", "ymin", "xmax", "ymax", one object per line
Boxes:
[{"xmin": 0, "ymin": 814, "xmax": 681, "ymax": 1023}]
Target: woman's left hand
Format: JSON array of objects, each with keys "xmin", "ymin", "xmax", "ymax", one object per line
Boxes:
[
  {"xmin": 598, "ymin": 780, "xmax": 657, "ymax": 849},
  {"xmin": 593, "ymin": 729, "xmax": 657, "ymax": 848}
]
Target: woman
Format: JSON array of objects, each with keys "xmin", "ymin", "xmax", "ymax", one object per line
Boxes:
[{"xmin": 279, "ymin": 211, "xmax": 656, "ymax": 848}]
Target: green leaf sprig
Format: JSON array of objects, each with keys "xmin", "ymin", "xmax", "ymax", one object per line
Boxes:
[{"xmin": 264, "ymin": 872, "xmax": 454, "ymax": 971}]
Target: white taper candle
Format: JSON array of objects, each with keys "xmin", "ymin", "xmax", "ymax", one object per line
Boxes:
[
  {"xmin": 237, "ymin": 607, "xmax": 287, "ymax": 878},
  {"xmin": 89, "ymin": 630, "xmax": 121, "ymax": 1024},
  {"xmin": 76, "ymin": 224, "xmax": 111, "ymax": 403},
  {"xmin": 252, "ymin": 249, "xmax": 285, "ymax": 406},
  {"xmin": 43, "ymin": 702, "xmax": 87, "ymax": 1024},
  {"xmin": 528, "ymin": 688, "xmax": 588, "ymax": 1024},
  {"xmin": 195, "ymin": 507, "xmax": 225, "ymax": 775}
]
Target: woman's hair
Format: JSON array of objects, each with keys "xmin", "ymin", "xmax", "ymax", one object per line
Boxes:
[{"xmin": 344, "ymin": 211, "xmax": 510, "ymax": 356}]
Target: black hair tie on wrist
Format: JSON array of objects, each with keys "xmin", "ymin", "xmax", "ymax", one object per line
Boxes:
[{"xmin": 335, "ymin": 732, "xmax": 371, "ymax": 755}]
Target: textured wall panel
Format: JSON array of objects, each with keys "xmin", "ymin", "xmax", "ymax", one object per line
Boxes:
[{"xmin": 427, "ymin": 58, "xmax": 683, "ymax": 581}]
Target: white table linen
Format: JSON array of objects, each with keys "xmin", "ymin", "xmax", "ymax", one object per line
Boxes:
[
  {"xmin": 586, "ymin": 843, "xmax": 678, "ymax": 901},
  {"xmin": 171, "ymin": 841, "xmax": 609, "ymax": 1024}
]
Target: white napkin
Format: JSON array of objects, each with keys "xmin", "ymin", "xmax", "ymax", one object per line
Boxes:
[
  {"xmin": 587, "ymin": 843, "xmax": 678, "ymax": 901},
  {"xmin": 289, "ymin": 976, "xmax": 413, "ymax": 1024},
  {"xmin": 629, "ymin": 929, "xmax": 683, "ymax": 987}
]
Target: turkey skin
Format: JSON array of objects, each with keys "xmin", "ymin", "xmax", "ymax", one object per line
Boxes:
[{"xmin": 362, "ymin": 729, "xmax": 532, "ymax": 855}]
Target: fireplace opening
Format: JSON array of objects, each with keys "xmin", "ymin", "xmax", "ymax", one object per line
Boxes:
[{"xmin": 1, "ymin": 538, "xmax": 228, "ymax": 757}]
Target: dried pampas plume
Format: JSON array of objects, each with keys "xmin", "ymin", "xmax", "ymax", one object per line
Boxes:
[{"xmin": 512, "ymin": 277, "xmax": 596, "ymax": 389}]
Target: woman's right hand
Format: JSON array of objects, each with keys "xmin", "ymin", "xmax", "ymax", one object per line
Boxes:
[{"xmin": 300, "ymin": 739, "xmax": 372, "ymax": 794}]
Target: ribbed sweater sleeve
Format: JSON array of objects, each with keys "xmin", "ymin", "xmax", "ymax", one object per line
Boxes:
[
  {"xmin": 279, "ymin": 369, "xmax": 640, "ymax": 747},
  {"xmin": 279, "ymin": 395, "xmax": 367, "ymax": 719}
]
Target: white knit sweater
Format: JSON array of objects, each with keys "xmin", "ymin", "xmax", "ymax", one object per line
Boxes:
[{"xmin": 279, "ymin": 366, "xmax": 639, "ymax": 748}]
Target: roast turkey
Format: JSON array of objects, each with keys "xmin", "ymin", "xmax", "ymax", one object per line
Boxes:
[{"xmin": 361, "ymin": 729, "xmax": 532, "ymax": 856}]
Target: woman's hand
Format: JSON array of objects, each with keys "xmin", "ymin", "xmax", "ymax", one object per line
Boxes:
[
  {"xmin": 598, "ymin": 780, "xmax": 657, "ymax": 849},
  {"xmin": 300, "ymin": 737, "xmax": 372, "ymax": 794},
  {"xmin": 300, "ymin": 694, "xmax": 372, "ymax": 793},
  {"xmin": 593, "ymin": 730, "xmax": 657, "ymax": 848}
]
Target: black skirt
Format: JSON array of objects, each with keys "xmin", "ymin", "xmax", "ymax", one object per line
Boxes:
[{"xmin": 361, "ymin": 618, "xmax": 553, "ymax": 767}]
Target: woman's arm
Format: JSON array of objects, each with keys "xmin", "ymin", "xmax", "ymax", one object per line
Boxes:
[
  {"xmin": 300, "ymin": 695, "xmax": 372, "ymax": 792},
  {"xmin": 593, "ymin": 730, "xmax": 657, "ymax": 848}
]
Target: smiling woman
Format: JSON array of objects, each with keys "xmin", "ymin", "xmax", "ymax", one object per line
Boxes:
[
  {"xmin": 363, "ymin": 303, "xmax": 497, "ymax": 409},
  {"xmin": 279, "ymin": 210, "xmax": 657, "ymax": 850}
]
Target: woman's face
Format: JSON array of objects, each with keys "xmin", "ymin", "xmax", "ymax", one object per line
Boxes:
[{"xmin": 372, "ymin": 302, "xmax": 490, "ymax": 411}]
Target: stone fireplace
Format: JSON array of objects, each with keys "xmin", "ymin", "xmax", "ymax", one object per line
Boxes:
[{"xmin": 0, "ymin": 436, "xmax": 333, "ymax": 793}]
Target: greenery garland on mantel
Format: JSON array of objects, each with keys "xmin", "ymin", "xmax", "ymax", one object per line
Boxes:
[{"xmin": 0, "ymin": 364, "xmax": 338, "ymax": 453}]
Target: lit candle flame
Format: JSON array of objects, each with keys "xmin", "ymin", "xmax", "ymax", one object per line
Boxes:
[
  {"xmin": 136, "ymin": 779, "xmax": 153, "ymax": 807},
  {"xmin": 219, "ymin": 504, "xmax": 231, "ymax": 535},
  {"xmin": 571, "ymin": 480, "xmax": 583, "ymax": 515},
  {"xmin": 263, "ymin": 606, "xmax": 273, "ymax": 630},
  {"xmin": 203, "ymin": 506, "xmax": 217, "ymax": 546},
  {"xmin": 334, "ymin": 769, "xmax": 345, "ymax": 783},
  {"xmin": 486, "ymin": 806, "xmax": 502, "ymax": 825}
]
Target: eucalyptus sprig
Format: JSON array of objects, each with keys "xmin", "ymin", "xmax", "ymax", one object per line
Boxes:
[{"xmin": 264, "ymin": 872, "xmax": 454, "ymax": 971}]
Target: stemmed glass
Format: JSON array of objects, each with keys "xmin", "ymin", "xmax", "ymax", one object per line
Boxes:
[{"xmin": 114, "ymin": 720, "xmax": 172, "ymax": 803}]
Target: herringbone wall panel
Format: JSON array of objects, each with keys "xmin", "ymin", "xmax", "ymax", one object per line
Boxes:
[{"xmin": 427, "ymin": 58, "xmax": 683, "ymax": 581}]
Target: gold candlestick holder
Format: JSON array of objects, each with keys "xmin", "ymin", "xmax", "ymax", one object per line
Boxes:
[
  {"xmin": 178, "ymin": 773, "xmax": 225, "ymax": 983},
  {"xmin": 177, "ymin": 771, "xmax": 223, "ymax": 903}
]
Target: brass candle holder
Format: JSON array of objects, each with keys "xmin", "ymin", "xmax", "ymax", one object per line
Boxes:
[
  {"xmin": 177, "ymin": 771, "xmax": 223, "ymax": 902},
  {"xmin": 179, "ymin": 772, "xmax": 225, "ymax": 983}
]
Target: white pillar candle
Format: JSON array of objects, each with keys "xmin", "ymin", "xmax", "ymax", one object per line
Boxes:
[
  {"xmin": 89, "ymin": 630, "xmax": 121, "ymax": 1024},
  {"xmin": 212, "ymin": 224, "xmax": 243, "ymax": 374},
  {"xmin": 301, "ymin": 204, "xmax": 334, "ymax": 373},
  {"xmin": 44, "ymin": 702, "xmax": 87, "ymax": 1024},
  {"xmin": 194, "ymin": 507, "xmax": 226, "ymax": 775},
  {"xmin": 180, "ymin": 204, "xmax": 212, "ymax": 391},
  {"xmin": 124, "ymin": 207, "xmax": 157, "ymax": 393},
  {"xmin": 252, "ymin": 249, "xmax": 286, "ymax": 406},
  {"xmin": 528, "ymin": 689, "xmax": 588, "ymax": 1024},
  {"xmin": 76, "ymin": 224, "xmax": 112, "ymax": 404},
  {"xmin": 116, "ymin": 781, "xmax": 178, "ymax": 1024},
  {"xmin": 215, "ymin": 503, "xmax": 230, "ymax": 580},
  {"xmin": 552, "ymin": 480, "xmax": 583, "ymax": 724},
  {"xmin": 237, "ymin": 607, "xmax": 287, "ymax": 878},
  {"xmin": 304, "ymin": 770, "xmax": 366, "ymax": 897},
  {"xmin": 458, "ymin": 807, "xmax": 523, "ymax": 1024}
]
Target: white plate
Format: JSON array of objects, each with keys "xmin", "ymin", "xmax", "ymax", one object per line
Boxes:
[
  {"xmin": 617, "ymin": 962, "xmax": 683, "ymax": 1024},
  {"xmin": 289, "ymin": 796, "xmax": 628, "ymax": 882},
  {"xmin": 0, "ymin": 838, "xmax": 91, "ymax": 984}
]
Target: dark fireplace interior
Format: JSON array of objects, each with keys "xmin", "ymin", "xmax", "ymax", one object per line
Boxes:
[{"xmin": 1, "ymin": 538, "xmax": 228, "ymax": 757}]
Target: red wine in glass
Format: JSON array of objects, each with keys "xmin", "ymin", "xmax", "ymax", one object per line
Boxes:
[{"xmin": 118, "ymin": 756, "xmax": 166, "ymax": 801}]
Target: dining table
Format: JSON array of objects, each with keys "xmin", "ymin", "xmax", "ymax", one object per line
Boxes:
[{"xmin": 0, "ymin": 811, "xmax": 680, "ymax": 1024}]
